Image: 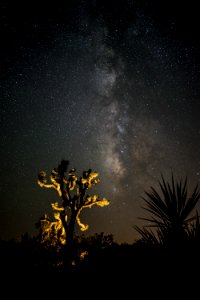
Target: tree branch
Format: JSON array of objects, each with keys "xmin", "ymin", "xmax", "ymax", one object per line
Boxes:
[{"xmin": 76, "ymin": 196, "xmax": 110, "ymax": 231}]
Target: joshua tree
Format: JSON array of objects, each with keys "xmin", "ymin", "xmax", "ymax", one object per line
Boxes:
[
  {"xmin": 37, "ymin": 160, "xmax": 110, "ymax": 251},
  {"xmin": 135, "ymin": 174, "xmax": 200, "ymax": 248}
]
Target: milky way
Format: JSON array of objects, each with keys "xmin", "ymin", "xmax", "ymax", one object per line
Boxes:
[{"xmin": 1, "ymin": 1, "xmax": 200, "ymax": 243}]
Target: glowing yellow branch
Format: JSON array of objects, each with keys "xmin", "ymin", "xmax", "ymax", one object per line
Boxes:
[
  {"xmin": 81, "ymin": 172, "xmax": 100, "ymax": 187},
  {"xmin": 76, "ymin": 197, "xmax": 110, "ymax": 231},
  {"xmin": 76, "ymin": 210, "xmax": 89, "ymax": 231},
  {"xmin": 37, "ymin": 180, "xmax": 62, "ymax": 197},
  {"xmin": 37, "ymin": 181, "xmax": 54, "ymax": 189},
  {"xmin": 51, "ymin": 202, "xmax": 65, "ymax": 211},
  {"xmin": 40, "ymin": 211, "xmax": 66, "ymax": 246},
  {"xmin": 95, "ymin": 198, "xmax": 110, "ymax": 207}
]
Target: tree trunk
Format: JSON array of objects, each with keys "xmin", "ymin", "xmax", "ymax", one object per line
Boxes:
[
  {"xmin": 64, "ymin": 210, "xmax": 77, "ymax": 268},
  {"xmin": 67, "ymin": 210, "xmax": 77, "ymax": 247}
]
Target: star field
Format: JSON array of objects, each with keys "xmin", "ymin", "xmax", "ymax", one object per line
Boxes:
[{"xmin": 1, "ymin": 1, "xmax": 200, "ymax": 243}]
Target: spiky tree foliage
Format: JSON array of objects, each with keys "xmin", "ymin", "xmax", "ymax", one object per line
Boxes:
[
  {"xmin": 185, "ymin": 212, "xmax": 200, "ymax": 245},
  {"xmin": 134, "ymin": 226, "xmax": 164, "ymax": 247},
  {"xmin": 135, "ymin": 174, "xmax": 200, "ymax": 247},
  {"xmin": 37, "ymin": 160, "xmax": 110, "ymax": 250}
]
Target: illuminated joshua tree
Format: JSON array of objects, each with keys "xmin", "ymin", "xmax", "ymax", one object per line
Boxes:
[{"xmin": 37, "ymin": 160, "xmax": 110, "ymax": 249}]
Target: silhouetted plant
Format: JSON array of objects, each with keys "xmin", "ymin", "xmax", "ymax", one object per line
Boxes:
[
  {"xmin": 37, "ymin": 160, "xmax": 110, "ymax": 255},
  {"xmin": 135, "ymin": 174, "xmax": 200, "ymax": 248},
  {"xmin": 185, "ymin": 211, "xmax": 200, "ymax": 245},
  {"xmin": 70, "ymin": 232, "xmax": 116, "ymax": 271},
  {"xmin": 134, "ymin": 226, "xmax": 163, "ymax": 247}
]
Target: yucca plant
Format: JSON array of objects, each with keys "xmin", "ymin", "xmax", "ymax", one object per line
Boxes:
[
  {"xmin": 134, "ymin": 225, "xmax": 164, "ymax": 247},
  {"xmin": 185, "ymin": 211, "xmax": 200, "ymax": 245},
  {"xmin": 135, "ymin": 174, "xmax": 200, "ymax": 248}
]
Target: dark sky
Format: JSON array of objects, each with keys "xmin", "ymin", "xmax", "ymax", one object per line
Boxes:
[{"xmin": 1, "ymin": 0, "xmax": 200, "ymax": 244}]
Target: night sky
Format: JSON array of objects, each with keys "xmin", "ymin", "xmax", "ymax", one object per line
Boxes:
[{"xmin": 1, "ymin": 1, "xmax": 200, "ymax": 244}]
